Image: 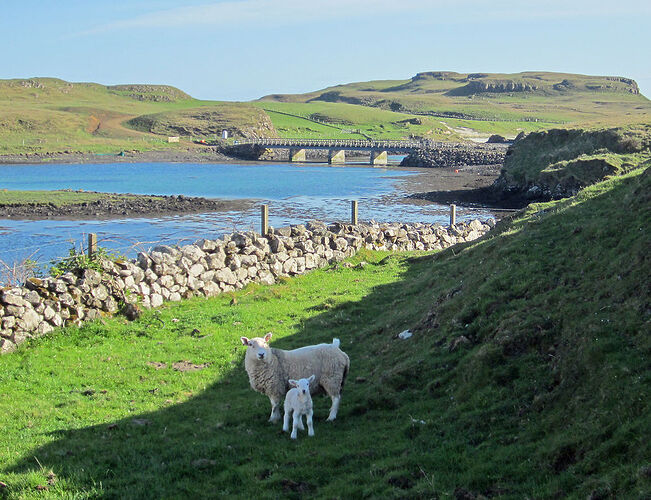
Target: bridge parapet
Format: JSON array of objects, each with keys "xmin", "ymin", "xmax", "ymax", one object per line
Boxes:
[{"xmin": 237, "ymin": 138, "xmax": 425, "ymax": 152}]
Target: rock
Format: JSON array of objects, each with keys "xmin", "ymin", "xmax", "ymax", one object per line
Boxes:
[
  {"xmin": 20, "ymin": 309, "xmax": 41, "ymax": 331},
  {"xmin": 150, "ymin": 293, "xmax": 164, "ymax": 308},
  {"xmin": 1, "ymin": 293, "xmax": 27, "ymax": 307},
  {"xmin": 487, "ymin": 134, "xmax": 508, "ymax": 143}
]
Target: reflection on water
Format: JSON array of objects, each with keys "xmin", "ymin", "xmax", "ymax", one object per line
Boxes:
[{"xmin": 0, "ymin": 161, "xmax": 493, "ymax": 267}]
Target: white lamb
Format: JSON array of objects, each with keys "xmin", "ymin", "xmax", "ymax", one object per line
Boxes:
[
  {"xmin": 240, "ymin": 333, "xmax": 350, "ymax": 423},
  {"xmin": 283, "ymin": 375, "xmax": 315, "ymax": 439}
]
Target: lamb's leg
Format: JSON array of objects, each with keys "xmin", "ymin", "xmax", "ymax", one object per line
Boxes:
[
  {"xmin": 327, "ymin": 395, "xmax": 340, "ymax": 422},
  {"xmin": 297, "ymin": 413, "xmax": 305, "ymax": 430},
  {"xmin": 291, "ymin": 413, "xmax": 301, "ymax": 439},
  {"xmin": 307, "ymin": 409, "xmax": 314, "ymax": 437},
  {"xmin": 269, "ymin": 395, "xmax": 282, "ymax": 423},
  {"xmin": 283, "ymin": 408, "xmax": 291, "ymax": 432}
]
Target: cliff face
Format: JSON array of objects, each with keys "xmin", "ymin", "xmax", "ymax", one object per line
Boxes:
[{"xmin": 451, "ymin": 79, "xmax": 541, "ymax": 95}]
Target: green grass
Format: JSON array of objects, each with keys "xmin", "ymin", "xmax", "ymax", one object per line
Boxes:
[
  {"xmin": 1, "ymin": 164, "xmax": 649, "ymax": 498},
  {"xmin": 253, "ymin": 101, "xmax": 460, "ymax": 141},
  {"xmin": 0, "ymin": 190, "xmax": 160, "ymax": 207}
]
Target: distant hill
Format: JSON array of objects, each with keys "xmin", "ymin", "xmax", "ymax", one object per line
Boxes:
[
  {"xmin": 259, "ymin": 71, "xmax": 650, "ymax": 140},
  {"xmin": 0, "ymin": 77, "xmax": 276, "ymax": 155},
  {"xmin": 1, "ymin": 72, "xmax": 650, "ymax": 156}
]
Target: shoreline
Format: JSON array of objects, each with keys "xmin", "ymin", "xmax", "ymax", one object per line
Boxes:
[
  {"xmin": 0, "ymin": 192, "xmax": 258, "ymax": 221},
  {"xmin": 0, "ymin": 150, "xmax": 512, "ymax": 219},
  {"xmin": 0, "ymin": 148, "xmax": 234, "ymax": 165}
]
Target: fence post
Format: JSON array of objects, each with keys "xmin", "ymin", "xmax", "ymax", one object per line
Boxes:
[
  {"xmin": 261, "ymin": 204, "xmax": 269, "ymax": 235},
  {"xmin": 88, "ymin": 233, "xmax": 97, "ymax": 258},
  {"xmin": 351, "ymin": 200, "xmax": 358, "ymax": 225},
  {"xmin": 450, "ymin": 204, "xmax": 456, "ymax": 226}
]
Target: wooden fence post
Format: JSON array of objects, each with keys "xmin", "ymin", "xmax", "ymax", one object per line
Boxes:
[
  {"xmin": 351, "ymin": 200, "xmax": 358, "ymax": 225},
  {"xmin": 261, "ymin": 204, "xmax": 269, "ymax": 235},
  {"xmin": 88, "ymin": 233, "xmax": 97, "ymax": 258},
  {"xmin": 450, "ymin": 204, "xmax": 456, "ymax": 226}
]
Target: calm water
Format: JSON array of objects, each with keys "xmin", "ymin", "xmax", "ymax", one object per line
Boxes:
[{"xmin": 0, "ymin": 161, "xmax": 493, "ymax": 267}]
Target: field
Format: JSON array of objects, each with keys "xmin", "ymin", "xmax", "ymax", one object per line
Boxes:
[{"xmin": 0, "ymin": 165, "xmax": 648, "ymax": 498}]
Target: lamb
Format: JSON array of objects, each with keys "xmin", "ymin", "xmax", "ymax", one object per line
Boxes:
[
  {"xmin": 283, "ymin": 375, "xmax": 315, "ymax": 439},
  {"xmin": 240, "ymin": 333, "xmax": 349, "ymax": 423}
]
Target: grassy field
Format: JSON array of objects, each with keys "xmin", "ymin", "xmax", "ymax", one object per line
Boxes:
[{"xmin": 0, "ymin": 164, "xmax": 648, "ymax": 498}]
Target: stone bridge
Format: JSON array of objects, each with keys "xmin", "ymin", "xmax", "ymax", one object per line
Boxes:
[{"xmin": 234, "ymin": 138, "xmax": 426, "ymax": 165}]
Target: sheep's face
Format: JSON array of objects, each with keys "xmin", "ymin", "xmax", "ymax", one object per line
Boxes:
[
  {"xmin": 241, "ymin": 333, "xmax": 273, "ymax": 363},
  {"xmin": 289, "ymin": 375, "xmax": 315, "ymax": 397}
]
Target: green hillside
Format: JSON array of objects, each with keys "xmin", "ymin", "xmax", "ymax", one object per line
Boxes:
[
  {"xmin": 0, "ymin": 78, "xmax": 275, "ymax": 155},
  {"xmin": 0, "ymin": 131, "xmax": 649, "ymax": 497},
  {"xmin": 260, "ymin": 71, "xmax": 651, "ymax": 140},
  {"xmin": 1, "ymin": 72, "xmax": 649, "ymax": 156}
]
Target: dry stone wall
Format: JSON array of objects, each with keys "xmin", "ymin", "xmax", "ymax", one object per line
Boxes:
[{"xmin": 0, "ymin": 219, "xmax": 494, "ymax": 353}]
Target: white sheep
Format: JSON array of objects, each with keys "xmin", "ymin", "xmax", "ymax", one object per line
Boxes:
[
  {"xmin": 240, "ymin": 333, "xmax": 350, "ymax": 423},
  {"xmin": 283, "ymin": 375, "xmax": 315, "ymax": 439}
]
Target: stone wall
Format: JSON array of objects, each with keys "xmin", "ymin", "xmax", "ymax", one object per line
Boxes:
[
  {"xmin": 0, "ymin": 219, "xmax": 494, "ymax": 354},
  {"xmin": 400, "ymin": 144, "xmax": 506, "ymax": 168}
]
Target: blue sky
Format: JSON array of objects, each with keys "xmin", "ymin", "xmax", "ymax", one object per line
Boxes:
[{"xmin": 3, "ymin": 0, "xmax": 650, "ymax": 100}]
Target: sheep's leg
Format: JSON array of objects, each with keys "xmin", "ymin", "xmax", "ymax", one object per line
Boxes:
[
  {"xmin": 291, "ymin": 413, "xmax": 301, "ymax": 439},
  {"xmin": 326, "ymin": 395, "xmax": 340, "ymax": 421},
  {"xmin": 297, "ymin": 413, "xmax": 305, "ymax": 430},
  {"xmin": 269, "ymin": 395, "xmax": 282, "ymax": 423},
  {"xmin": 283, "ymin": 408, "xmax": 291, "ymax": 432},
  {"xmin": 307, "ymin": 409, "xmax": 314, "ymax": 437}
]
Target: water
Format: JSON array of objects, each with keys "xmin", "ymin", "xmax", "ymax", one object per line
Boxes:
[{"xmin": 0, "ymin": 161, "xmax": 493, "ymax": 267}]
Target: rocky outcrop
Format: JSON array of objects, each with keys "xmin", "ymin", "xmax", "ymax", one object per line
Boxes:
[
  {"xmin": 0, "ymin": 219, "xmax": 494, "ymax": 353},
  {"xmin": 448, "ymin": 80, "xmax": 540, "ymax": 96},
  {"xmin": 488, "ymin": 126, "xmax": 651, "ymax": 205},
  {"xmin": 400, "ymin": 144, "xmax": 506, "ymax": 168},
  {"xmin": 487, "ymin": 134, "xmax": 509, "ymax": 144}
]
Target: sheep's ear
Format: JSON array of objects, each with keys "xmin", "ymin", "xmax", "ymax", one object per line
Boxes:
[
  {"xmin": 288, "ymin": 379, "xmax": 298, "ymax": 388},
  {"xmin": 264, "ymin": 332, "xmax": 273, "ymax": 343},
  {"xmin": 308, "ymin": 374, "xmax": 315, "ymax": 383},
  {"xmin": 240, "ymin": 336, "xmax": 251, "ymax": 346}
]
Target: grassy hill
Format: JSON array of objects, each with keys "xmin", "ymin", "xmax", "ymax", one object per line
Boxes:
[
  {"xmin": 0, "ymin": 78, "xmax": 275, "ymax": 155},
  {"xmin": 1, "ymin": 72, "xmax": 649, "ymax": 156},
  {"xmin": 0, "ymin": 132, "xmax": 648, "ymax": 497},
  {"xmin": 259, "ymin": 71, "xmax": 651, "ymax": 141}
]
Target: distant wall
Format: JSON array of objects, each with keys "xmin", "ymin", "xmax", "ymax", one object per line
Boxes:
[
  {"xmin": 0, "ymin": 219, "xmax": 493, "ymax": 353},
  {"xmin": 400, "ymin": 144, "xmax": 506, "ymax": 168}
]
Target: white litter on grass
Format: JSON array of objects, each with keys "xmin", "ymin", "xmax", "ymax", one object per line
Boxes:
[{"xmin": 398, "ymin": 330, "xmax": 413, "ymax": 340}]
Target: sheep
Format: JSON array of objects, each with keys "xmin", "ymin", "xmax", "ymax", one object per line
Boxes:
[
  {"xmin": 283, "ymin": 375, "xmax": 315, "ymax": 439},
  {"xmin": 240, "ymin": 333, "xmax": 349, "ymax": 423}
]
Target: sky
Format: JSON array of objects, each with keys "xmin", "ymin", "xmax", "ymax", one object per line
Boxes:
[{"xmin": 2, "ymin": 0, "xmax": 650, "ymax": 101}]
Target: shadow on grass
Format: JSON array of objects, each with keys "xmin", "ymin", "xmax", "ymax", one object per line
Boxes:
[{"xmin": 4, "ymin": 254, "xmax": 446, "ymax": 499}]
